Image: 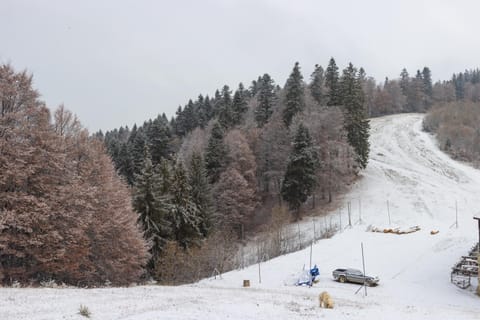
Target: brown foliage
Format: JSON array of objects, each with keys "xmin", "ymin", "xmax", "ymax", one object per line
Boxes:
[
  {"xmin": 0, "ymin": 65, "xmax": 148, "ymax": 286},
  {"xmin": 424, "ymin": 101, "xmax": 480, "ymax": 165},
  {"xmin": 155, "ymin": 230, "xmax": 237, "ymax": 285}
]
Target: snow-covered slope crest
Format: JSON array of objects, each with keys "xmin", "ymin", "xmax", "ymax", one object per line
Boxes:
[{"xmin": 1, "ymin": 113, "xmax": 480, "ymax": 320}]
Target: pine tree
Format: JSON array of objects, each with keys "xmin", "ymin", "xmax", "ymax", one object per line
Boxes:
[
  {"xmin": 283, "ymin": 62, "xmax": 305, "ymax": 127},
  {"xmin": 281, "ymin": 123, "xmax": 318, "ymax": 220},
  {"xmin": 310, "ymin": 64, "xmax": 325, "ymax": 105},
  {"xmin": 129, "ymin": 127, "xmax": 147, "ymax": 179},
  {"xmin": 453, "ymin": 73, "xmax": 465, "ymax": 100},
  {"xmin": 188, "ymin": 153, "xmax": 213, "ymax": 237},
  {"xmin": 339, "ymin": 63, "xmax": 370, "ymax": 169},
  {"xmin": 196, "ymin": 94, "xmax": 208, "ymax": 128},
  {"xmin": 174, "ymin": 105, "xmax": 187, "ymax": 136},
  {"xmin": 255, "ymin": 73, "xmax": 276, "ymax": 127},
  {"xmin": 146, "ymin": 115, "xmax": 172, "ymax": 165},
  {"xmin": 169, "ymin": 161, "xmax": 202, "ymax": 248},
  {"xmin": 218, "ymin": 85, "xmax": 235, "ymax": 128},
  {"xmin": 183, "ymin": 99, "xmax": 198, "ymax": 133},
  {"xmin": 325, "ymin": 57, "xmax": 340, "ymax": 106},
  {"xmin": 400, "ymin": 68, "xmax": 410, "ymax": 97},
  {"xmin": 117, "ymin": 142, "xmax": 134, "ymax": 184},
  {"xmin": 205, "ymin": 95, "xmax": 214, "ymax": 120},
  {"xmin": 132, "ymin": 147, "xmax": 171, "ymax": 269},
  {"xmin": 231, "ymin": 83, "xmax": 248, "ymax": 126},
  {"xmin": 205, "ymin": 121, "xmax": 228, "ymax": 183},
  {"xmin": 422, "ymin": 67, "xmax": 433, "ymax": 98}
]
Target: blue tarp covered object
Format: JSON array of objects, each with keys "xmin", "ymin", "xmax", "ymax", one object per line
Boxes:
[{"xmin": 296, "ymin": 265, "xmax": 320, "ymax": 286}]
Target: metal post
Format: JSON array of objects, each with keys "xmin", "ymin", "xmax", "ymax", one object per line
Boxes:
[
  {"xmin": 258, "ymin": 260, "xmax": 261, "ymax": 284},
  {"xmin": 348, "ymin": 201, "xmax": 352, "ymax": 227},
  {"xmin": 297, "ymin": 222, "xmax": 301, "ymax": 249},
  {"xmin": 474, "ymin": 217, "xmax": 480, "ymax": 253},
  {"xmin": 387, "ymin": 200, "xmax": 391, "ymax": 225},
  {"xmin": 359, "ymin": 198, "xmax": 362, "ymax": 224},
  {"xmin": 339, "ymin": 209, "xmax": 342, "ymax": 231},
  {"xmin": 455, "ymin": 201, "xmax": 458, "ymax": 228},
  {"xmin": 361, "ymin": 242, "xmax": 367, "ymax": 296},
  {"xmin": 309, "ymin": 241, "xmax": 313, "ymax": 270}
]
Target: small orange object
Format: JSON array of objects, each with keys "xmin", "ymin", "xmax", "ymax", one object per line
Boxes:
[{"xmin": 430, "ymin": 230, "xmax": 439, "ymax": 235}]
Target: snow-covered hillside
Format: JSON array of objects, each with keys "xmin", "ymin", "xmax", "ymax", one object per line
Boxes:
[{"xmin": 2, "ymin": 113, "xmax": 480, "ymax": 320}]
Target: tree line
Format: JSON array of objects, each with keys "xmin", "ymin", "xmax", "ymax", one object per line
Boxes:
[
  {"xmin": 423, "ymin": 69, "xmax": 480, "ymax": 167},
  {"xmin": 101, "ymin": 58, "xmax": 370, "ymax": 282},
  {"xmin": 5, "ymin": 58, "xmax": 464, "ymax": 286}
]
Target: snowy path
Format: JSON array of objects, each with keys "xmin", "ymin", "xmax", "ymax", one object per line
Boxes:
[{"xmin": 2, "ymin": 113, "xmax": 480, "ymax": 320}]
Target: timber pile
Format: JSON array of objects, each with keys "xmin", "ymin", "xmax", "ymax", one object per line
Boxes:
[{"xmin": 369, "ymin": 225, "xmax": 421, "ymax": 235}]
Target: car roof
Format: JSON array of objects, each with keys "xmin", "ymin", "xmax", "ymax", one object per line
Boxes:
[
  {"xmin": 334, "ymin": 268, "xmax": 362, "ymax": 272},
  {"xmin": 347, "ymin": 268, "xmax": 362, "ymax": 273}
]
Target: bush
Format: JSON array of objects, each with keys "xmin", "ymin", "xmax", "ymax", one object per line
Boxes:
[{"xmin": 78, "ymin": 305, "xmax": 91, "ymax": 318}]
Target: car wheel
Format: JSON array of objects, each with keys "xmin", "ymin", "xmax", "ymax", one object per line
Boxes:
[{"xmin": 339, "ymin": 275, "xmax": 346, "ymax": 283}]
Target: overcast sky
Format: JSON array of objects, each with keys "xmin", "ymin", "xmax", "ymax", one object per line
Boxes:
[{"xmin": 2, "ymin": 0, "xmax": 479, "ymax": 132}]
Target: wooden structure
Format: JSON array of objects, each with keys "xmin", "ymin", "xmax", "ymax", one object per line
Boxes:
[{"xmin": 451, "ymin": 242, "xmax": 478, "ymax": 289}]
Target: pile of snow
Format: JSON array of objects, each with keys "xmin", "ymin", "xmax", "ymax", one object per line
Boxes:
[{"xmin": 2, "ymin": 114, "xmax": 480, "ymax": 320}]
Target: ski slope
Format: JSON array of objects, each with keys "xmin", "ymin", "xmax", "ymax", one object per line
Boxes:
[{"xmin": 2, "ymin": 113, "xmax": 480, "ymax": 320}]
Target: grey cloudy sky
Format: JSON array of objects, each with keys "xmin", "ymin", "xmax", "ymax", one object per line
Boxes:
[{"xmin": 1, "ymin": 0, "xmax": 479, "ymax": 132}]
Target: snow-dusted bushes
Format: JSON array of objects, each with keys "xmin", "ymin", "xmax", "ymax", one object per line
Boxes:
[{"xmin": 424, "ymin": 101, "xmax": 480, "ymax": 166}]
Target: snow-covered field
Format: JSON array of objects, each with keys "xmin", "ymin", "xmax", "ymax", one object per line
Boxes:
[{"xmin": 2, "ymin": 113, "xmax": 480, "ymax": 319}]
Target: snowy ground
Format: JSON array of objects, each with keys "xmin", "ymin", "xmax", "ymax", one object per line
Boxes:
[{"xmin": 2, "ymin": 113, "xmax": 480, "ymax": 319}]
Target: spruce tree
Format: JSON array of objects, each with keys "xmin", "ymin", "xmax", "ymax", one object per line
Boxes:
[
  {"xmin": 310, "ymin": 64, "xmax": 325, "ymax": 105},
  {"xmin": 146, "ymin": 115, "xmax": 172, "ymax": 165},
  {"xmin": 174, "ymin": 105, "xmax": 187, "ymax": 136},
  {"xmin": 129, "ymin": 127, "xmax": 147, "ymax": 179},
  {"xmin": 255, "ymin": 73, "xmax": 276, "ymax": 127},
  {"xmin": 281, "ymin": 123, "xmax": 318, "ymax": 220},
  {"xmin": 188, "ymin": 152, "xmax": 213, "ymax": 237},
  {"xmin": 169, "ymin": 161, "xmax": 202, "ymax": 248},
  {"xmin": 422, "ymin": 67, "xmax": 433, "ymax": 98},
  {"xmin": 400, "ymin": 68, "xmax": 410, "ymax": 96},
  {"xmin": 231, "ymin": 83, "xmax": 248, "ymax": 126},
  {"xmin": 283, "ymin": 62, "xmax": 305, "ymax": 127},
  {"xmin": 218, "ymin": 85, "xmax": 234, "ymax": 128},
  {"xmin": 196, "ymin": 94, "xmax": 207, "ymax": 128},
  {"xmin": 205, "ymin": 121, "xmax": 228, "ymax": 183},
  {"xmin": 117, "ymin": 142, "xmax": 134, "ymax": 185},
  {"xmin": 132, "ymin": 147, "xmax": 171, "ymax": 269},
  {"xmin": 325, "ymin": 57, "xmax": 340, "ymax": 106},
  {"xmin": 339, "ymin": 63, "xmax": 370, "ymax": 169},
  {"xmin": 203, "ymin": 96, "xmax": 214, "ymax": 122},
  {"xmin": 183, "ymin": 99, "xmax": 198, "ymax": 133}
]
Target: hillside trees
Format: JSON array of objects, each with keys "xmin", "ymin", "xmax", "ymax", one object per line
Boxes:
[
  {"xmin": 325, "ymin": 58, "xmax": 341, "ymax": 106},
  {"xmin": 255, "ymin": 74, "xmax": 277, "ymax": 127},
  {"xmin": 132, "ymin": 147, "xmax": 170, "ymax": 270},
  {"xmin": 214, "ymin": 130, "xmax": 257, "ymax": 234},
  {"xmin": 0, "ymin": 64, "xmax": 148, "ymax": 285},
  {"xmin": 283, "ymin": 62, "xmax": 306, "ymax": 127},
  {"xmin": 205, "ymin": 121, "xmax": 228, "ymax": 183},
  {"xmin": 310, "ymin": 64, "xmax": 326, "ymax": 106},
  {"xmin": 281, "ymin": 123, "xmax": 318, "ymax": 220},
  {"xmin": 339, "ymin": 63, "xmax": 371, "ymax": 169},
  {"xmin": 188, "ymin": 152, "xmax": 213, "ymax": 237}
]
